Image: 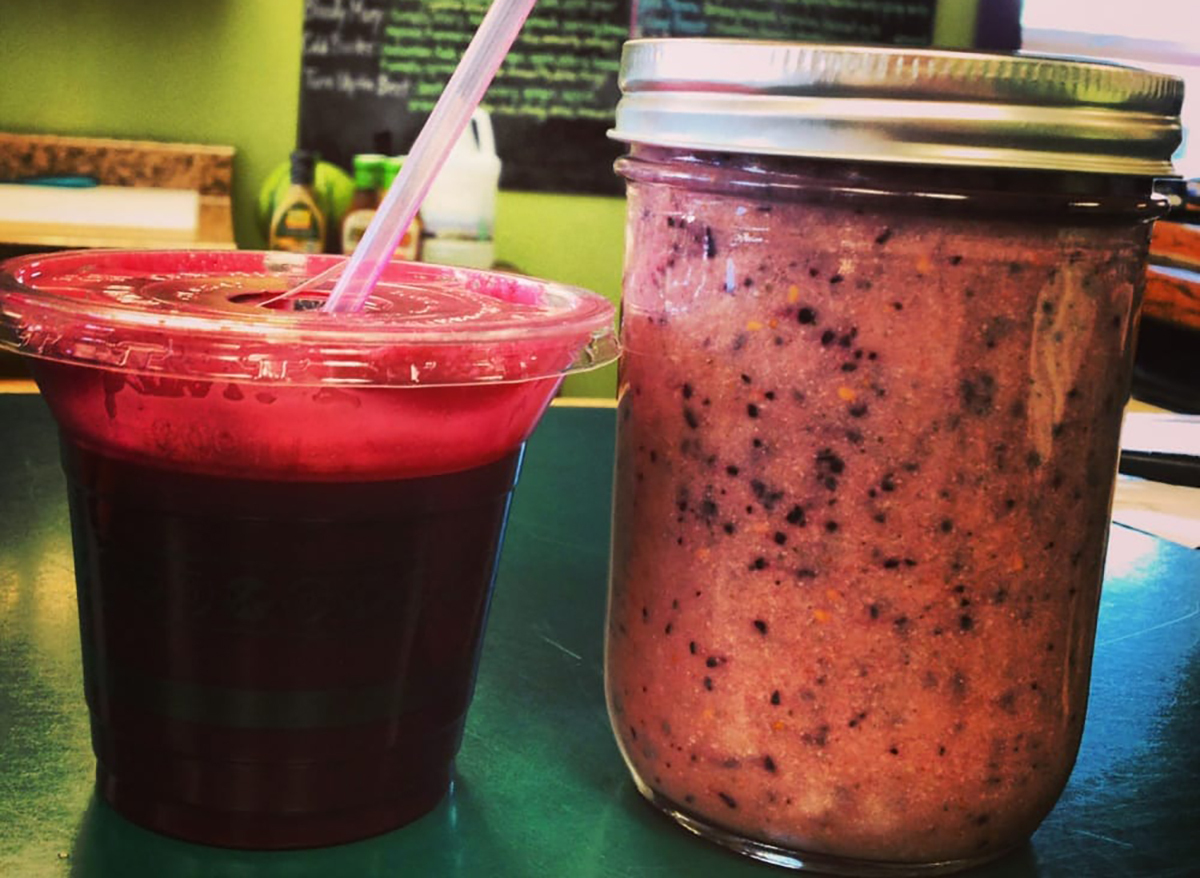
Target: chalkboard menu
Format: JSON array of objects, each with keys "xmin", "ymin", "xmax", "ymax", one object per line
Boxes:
[
  {"xmin": 300, "ymin": 0, "xmax": 629, "ymax": 195},
  {"xmin": 633, "ymin": 0, "xmax": 937, "ymax": 45},
  {"xmin": 299, "ymin": 0, "xmax": 939, "ymax": 195}
]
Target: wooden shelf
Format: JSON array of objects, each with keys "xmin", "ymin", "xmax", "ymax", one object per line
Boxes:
[{"xmin": 0, "ymin": 132, "xmax": 236, "ymax": 250}]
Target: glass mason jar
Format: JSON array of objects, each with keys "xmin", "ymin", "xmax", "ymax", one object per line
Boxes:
[{"xmin": 605, "ymin": 42, "xmax": 1182, "ymax": 875}]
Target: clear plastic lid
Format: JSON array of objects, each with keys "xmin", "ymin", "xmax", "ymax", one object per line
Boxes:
[{"xmin": 0, "ymin": 250, "xmax": 618, "ymax": 388}]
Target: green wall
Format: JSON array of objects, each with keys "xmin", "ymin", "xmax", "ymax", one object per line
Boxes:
[
  {"xmin": 2, "ymin": 0, "xmax": 980, "ymax": 398},
  {"xmin": 1, "ymin": 0, "xmax": 303, "ymax": 255},
  {"xmin": 495, "ymin": 192, "xmax": 625, "ymax": 397}
]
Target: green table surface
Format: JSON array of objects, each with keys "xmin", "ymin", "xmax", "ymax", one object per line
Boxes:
[{"xmin": 1, "ymin": 395, "xmax": 1198, "ymax": 877}]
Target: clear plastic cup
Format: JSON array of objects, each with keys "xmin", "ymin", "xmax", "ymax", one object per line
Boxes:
[{"xmin": 0, "ymin": 249, "xmax": 616, "ymax": 849}]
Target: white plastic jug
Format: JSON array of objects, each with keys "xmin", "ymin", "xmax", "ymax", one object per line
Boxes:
[{"xmin": 415, "ymin": 109, "xmax": 502, "ymax": 269}]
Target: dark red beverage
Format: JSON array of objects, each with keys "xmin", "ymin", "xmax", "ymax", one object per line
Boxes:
[
  {"xmin": 0, "ymin": 250, "xmax": 617, "ymax": 848},
  {"xmin": 65, "ymin": 440, "xmax": 520, "ymax": 848}
]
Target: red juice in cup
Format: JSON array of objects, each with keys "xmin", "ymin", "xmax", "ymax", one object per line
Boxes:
[{"xmin": 0, "ymin": 250, "xmax": 616, "ymax": 849}]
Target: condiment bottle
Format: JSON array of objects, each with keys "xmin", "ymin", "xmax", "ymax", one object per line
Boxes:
[
  {"xmin": 268, "ymin": 150, "xmax": 326, "ymax": 254},
  {"xmin": 340, "ymin": 153, "xmax": 385, "ymax": 255}
]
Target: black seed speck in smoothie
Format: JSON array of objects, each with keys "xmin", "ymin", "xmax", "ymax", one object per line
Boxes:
[
  {"xmin": 718, "ymin": 792, "xmax": 738, "ymax": 809},
  {"xmin": 849, "ymin": 404, "xmax": 869, "ymax": 418},
  {"xmin": 754, "ymin": 619, "xmax": 768, "ymax": 635},
  {"xmin": 774, "ymin": 531, "xmax": 788, "ymax": 545},
  {"xmin": 763, "ymin": 755, "xmax": 778, "ymax": 773},
  {"xmin": 786, "ymin": 505, "xmax": 807, "ymax": 526},
  {"xmin": 798, "ymin": 307, "xmax": 817, "ymax": 324},
  {"xmin": 747, "ymin": 403, "xmax": 760, "ymax": 418},
  {"xmin": 821, "ymin": 329, "xmax": 836, "ymax": 346},
  {"xmin": 683, "ymin": 407, "xmax": 700, "ymax": 429},
  {"xmin": 960, "ymin": 372, "xmax": 997, "ymax": 416},
  {"xmin": 817, "ymin": 449, "xmax": 845, "ymax": 474}
]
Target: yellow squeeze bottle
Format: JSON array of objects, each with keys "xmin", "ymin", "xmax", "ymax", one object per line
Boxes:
[{"xmin": 269, "ymin": 150, "xmax": 326, "ymax": 253}]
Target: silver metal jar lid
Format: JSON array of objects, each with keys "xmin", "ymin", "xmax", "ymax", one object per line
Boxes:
[{"xmin": 610, "ymin": 40, "xmax": 1184, "ymax": 177}]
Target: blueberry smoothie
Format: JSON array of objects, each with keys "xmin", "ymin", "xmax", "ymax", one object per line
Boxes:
[{"xmin": 606, "ymin": 150, "xmax": 1155, "ymax": 868}]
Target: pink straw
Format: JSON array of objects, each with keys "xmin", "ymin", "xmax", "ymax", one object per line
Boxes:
[{"xmin": 288, "ymin": 0, "xmax": 539, "ymax": 313}]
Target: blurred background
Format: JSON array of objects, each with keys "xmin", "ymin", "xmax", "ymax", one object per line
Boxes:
[{"xmin": 0, "ymin": 0, "xmax": 1196, "ymax": 399}]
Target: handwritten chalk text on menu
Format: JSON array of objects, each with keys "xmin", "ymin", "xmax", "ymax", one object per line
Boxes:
[
  {"xmin": 299, "ymin": 0, "xmax": 628, "ymax": 194},
  {"xmin": 634, "ymin": 0, "xmax": 937, "ymax": 44},
  {"xmin": 299, "ymin": 0, "xmax": 939, "ymax": 195},
  {"xmin": 380, "ymin": 0, "xmax": 625, "ymax": 122}
]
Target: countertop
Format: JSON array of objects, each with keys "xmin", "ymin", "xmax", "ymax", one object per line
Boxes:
[{"xmin": 1, "ymin": 394, "xmax": 1197, "ymax": 877}]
